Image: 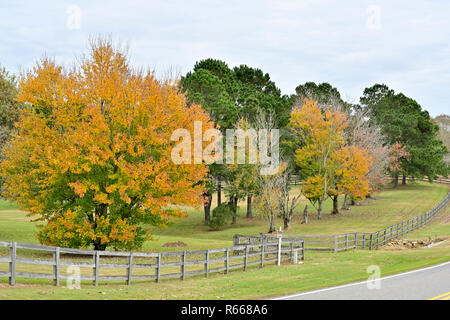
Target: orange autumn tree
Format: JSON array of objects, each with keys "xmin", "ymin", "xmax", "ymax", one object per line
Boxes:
[
  {"xmin": 0, "ymin": 39, "xmax": 213, "ymax": 250},
  {"xmin": 290, "ymin": 99, "xmax": 347, "ymax": 219},
  {"xmin": 335, "ymin": 145, "xmax": 372, "ymax": 211}
]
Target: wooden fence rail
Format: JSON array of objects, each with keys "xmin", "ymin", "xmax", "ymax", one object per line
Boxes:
[
  {"xmin": 235, "ymin": 191, "xmax": 450, "ymax": 253},
  {"xmin": 0, "ymin": 238, "xmax": 304, "ymax": 287}
]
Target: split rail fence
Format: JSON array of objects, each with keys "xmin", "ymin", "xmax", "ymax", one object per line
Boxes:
[
  {"xmin": 0, "ymin": 182, "xmax": 447, "ymax": 287},
  {"xmin": 0, "ymin": 238, "xmax": 304, "ymax": 286},
  {"xmin": 235, "ymin": 191, "xmax": 450, "ymax": 253}
]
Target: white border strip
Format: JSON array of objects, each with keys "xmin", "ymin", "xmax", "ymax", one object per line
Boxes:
[{"xmin": 271, "ymin": 260, "xmax": 450, "ymax": 300}]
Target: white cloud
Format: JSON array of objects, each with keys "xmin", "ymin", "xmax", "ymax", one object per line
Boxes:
[{"xmin": 0, "ymin": 0, "xmax": 449, "ymax": 116}]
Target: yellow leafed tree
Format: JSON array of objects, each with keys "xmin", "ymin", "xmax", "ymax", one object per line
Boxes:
[
  {"xmin": 290, "ymin": 99, "xmax": 347, "ymax": 219},
  {"xmin": 0, "ymin": 38, "xmax": 213, "ymax": 250},
  {"xmin": 335, "ymin": 145, "xmax": 372, "ymax": 211}
]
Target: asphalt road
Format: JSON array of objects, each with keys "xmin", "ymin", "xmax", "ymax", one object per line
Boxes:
[{"xmin": 272, "ymin": 261, "xmax": 450, "ymax": 300}]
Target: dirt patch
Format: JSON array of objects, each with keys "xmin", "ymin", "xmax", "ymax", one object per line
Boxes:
[
  {"xmin": 162, "ymin": 241, "xmax": 188, "ymax": 248},
  {"xmin": 382, "ymin": 237, "xmax": 448, "ymax": 250}
]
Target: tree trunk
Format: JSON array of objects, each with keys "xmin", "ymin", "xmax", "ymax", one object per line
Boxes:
[
  {"xmin": 350, "ymin": 197, "xmax": 356, "ymax": 206},
  {"xmin": 402, "ymin": 174, "xmax": 406, "ymax": 185},
  {"xmin": 93, "ymin": 241, "xmax": 107, "ymax": 251},
  {"xmin": 217, "ymin": 176, "xmax": 222, "ymax": 206},
  {"xmin": 301, "ymin": 205, "xmax": 308, "ymax": 224},
  {"xmin": 93, "ymin": 204, "xmax": 109, "ymax": 250},
  {"xmin": 231, "ymin": 197, "xmax": 238, "ymax": 224},
  {"xmin": 341, "ymin": 194, "xmax": 349, "ymax": 210},
  {"xmin": 317, "ymin": 200, "xmax": 323, "ymax": 219},
  {"xmin": 283, "ymin": 214, "xmax": 290, "ymax": 230},
  {"xmin": 268, "ymin": 216, "xmax": 275, "ymax": 233},
  {"xmin": 246, "ymin": 195, "xmax": 252, "ymax": 218},
  {"xmin": 203, "ymin": 191, "xmax": 212, "ymax": 223},
  {"xmin": 331, "ymin": 195, "xmax": 339, "ymax": 214},
  {"xmin": 393, "ymin": 174, "xmax": 399, "ymax": 188}
]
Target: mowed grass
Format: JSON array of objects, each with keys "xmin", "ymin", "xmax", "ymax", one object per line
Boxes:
[
  {"xmin": 0, "ymin": 204, "xmax": 448, "ymax": 300},
  {"xmin": 145, "ymin": 181, "xmax": 449, "ymax": 251},
  {"xmin": 0, "ymin": 202, "xmax": 36, "ymax": 244},
  {"xmin": 0, "ymin": 182, "xmax": 448, "ymax": 251},
  {"xmin": 0, "ymin": 181, "xmax": 448, "ymax": 300}
]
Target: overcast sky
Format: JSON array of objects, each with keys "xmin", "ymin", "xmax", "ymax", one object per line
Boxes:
[{"xmin": 1, "ymin": 0, "xmax": 449, "ymax": 116}]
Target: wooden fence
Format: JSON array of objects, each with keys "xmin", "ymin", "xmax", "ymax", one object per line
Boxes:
[
  {"xmin": 401, "ymin": 176, "xmax": 450, "ymax": 185},
  {"xmin": 0, "ymin": 183, "xmax": 446, "ymax": 287},
  {"xmin": 0, "ymin": 238, "xmax": 304, "ymax": 286},
  {"xmin": 291, "ymin": 175, "xmax": 450, "ymax": 186},
  {"xmin": 235, "ymin": 191, "xmax": 450, "ymax": 252}
]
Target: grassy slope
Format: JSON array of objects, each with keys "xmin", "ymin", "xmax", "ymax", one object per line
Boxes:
[
  {"xmin": 0, "ymin": 182, "xmax": 448, "ymax": 299},
  {"xmin": 0, "ymin": 182, "xmax": 447, "ymax": 250},
  {"xmin": 149, "ymin": 182, "xmax": 448, "ymax": 249}
]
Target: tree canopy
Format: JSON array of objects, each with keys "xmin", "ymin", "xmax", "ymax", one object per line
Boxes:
[
  {"xmin": 294, "ymin": 81, "xmax": 353, "ymax": 112},
  {"xmin": 0, "ymin": 39, "xmax": 213, "ymax": 250},
  {"xmin": 360, "ymin": 84, "xmax": 448, "ymax": 181}
]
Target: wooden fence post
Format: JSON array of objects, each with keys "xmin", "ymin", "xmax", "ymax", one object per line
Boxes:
[
  {"xmin": 225, "ymin": 248, "xmax": 229, "ymax": 274},
  {"xmin": 259, "ymin": 234, "xmax": 265, "ymax": 245},
  {"xmin": 93, "ymin": 251, "xmax": 99, "ymax": 286},
  {"xmin": 345, "ymin": 234, "xmax": 348, "ymax": 251},
  {"xmin": 155, "ymin": 253, "xmax": 161, "ymax": 283},
  {"xmin": 334, "ymin": 235, "xmax": 338, "ymax": 253},
  {"xmin": 181, "ymin": 251, "xmax": 186, "ymax": 280},
  {"xmin": 289, "ymin": 242, "xmax": 294, "ymax": 260},
  {"xmin": 369, "ymin": 234, "xmax": 373, "ymax": 250},
  {"xmin": 260, "ymin": 243, "xmax": 265, "ymax": 268},
  {"xmin": 301, "ymin": 241, "xmax": 305, "ymax": 260},
  {"xmin": 205, "ymin": 251, "xmax": 209, "ymax": 278},
  {"xmin": 126, "ymin": 252, "xmax": 133, "ymax": 285},
  {"xmin": 244, "ymin": 245, "xmax": 248, "ymax": 271},
  {"xmin": 376, "ymin": 232, "xmax": 380, "ymax": 249},
  {"xmin": 9, "ymin": 242, "xmax": 16, "ymax": 286},
  {"xmin": 233, "ymin": 235, "xmax": 239, "ymax": 246},
  {"xmin": 54, "ymin": 247, "xmax": 60, "ymax": 286},
  {"xmin": 277, "ymin": 237, "xmax": 282, "ymax": 266}
]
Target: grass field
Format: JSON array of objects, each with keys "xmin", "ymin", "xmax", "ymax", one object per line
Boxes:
[{"xmin": 0, "ymin": 181, "xmax": 448, "ymax": 300}]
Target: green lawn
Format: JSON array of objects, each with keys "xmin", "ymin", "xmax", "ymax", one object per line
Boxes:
[
  {"xmin": 0, "ymin": 231, "xmax": 448, "ymax": 300},
  {"xmin": 149, "ymin": 182, "xmax": 448, "ymax": 250},
  {"xmin": 0, "ymin": 182, "xmax": 448, "ymax": 251},
  {"xmin": 0, "ymin": 181, "xmax": 448, "ymax": 300}
]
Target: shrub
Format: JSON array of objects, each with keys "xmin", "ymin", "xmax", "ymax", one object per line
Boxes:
[{"xmin": 208, "ymin": 203, "xmax": 234, "ymax": 230}]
